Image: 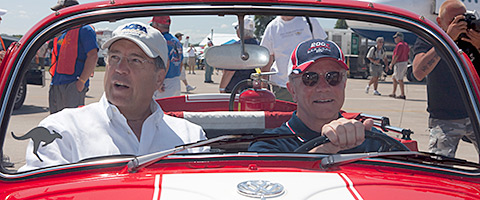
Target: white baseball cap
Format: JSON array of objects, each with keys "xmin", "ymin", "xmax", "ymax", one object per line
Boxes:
[
  {"xmin": 102, "ymin": 22, "xmax": 169, "ymax": 67},
  {"xmin": 0, "ymin": 9, "xmax": 7, "ymax": 17},
  {"xmin": 232, "ymin": 17, "xmax": 255, "ymax": 31}
]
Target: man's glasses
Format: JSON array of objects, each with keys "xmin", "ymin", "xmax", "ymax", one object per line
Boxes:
[
  {"xmin": 104, "ymin": 53, "xmax": 154, "ymax": 69},
  {"xmin": 294, "ymin": 71, "xmax": 344, "ymax": 87}
]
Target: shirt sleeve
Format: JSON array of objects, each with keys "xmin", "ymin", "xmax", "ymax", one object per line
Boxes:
[
  {"xmin": 311, "ymin": 18, "xmax": 327, "ymax": 40},
  {"xmin": 79, "ymin": 25, "xmax": 99, "ymax": 54},
  {"xmin": 176, "ymin": 40, "xmax": 183, "ymax": 62},
  {"xmin": 413, "ymin": 38, "xmax": 431, "ymax": 57},
  {"xmin": 367, "ymin": 47, "xmax": 375, "ymax": 59},
  {"xmin": 260, "ymin": 23, "xmax": 274, "ymax": 56}
]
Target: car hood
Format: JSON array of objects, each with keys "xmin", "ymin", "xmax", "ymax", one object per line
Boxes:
[{"xmin": 4, "ymin": 158, "xmax": 479, "ymax": 200}]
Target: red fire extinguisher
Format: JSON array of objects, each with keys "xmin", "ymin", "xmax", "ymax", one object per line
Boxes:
[{"xmin": 229, "ymin": 71, "xmax": 276, "ymax": 111}]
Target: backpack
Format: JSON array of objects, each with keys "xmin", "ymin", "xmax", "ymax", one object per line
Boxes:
[
  {"xmin": 364, "ymin": 45, "xmax": 377, "ymax": 65},
  {"xmin": 365, "ymin": 45, "xmax": 388, "ymax": 65}
]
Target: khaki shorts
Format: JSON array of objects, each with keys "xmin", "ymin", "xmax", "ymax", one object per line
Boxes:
[
  {"xmin": 179, "ymin": 68, "xmax": 186, "ymax": 81},
  {"xmin": 369, "ymin": 64, "xmax": 383, "ymax": 77},
  {"xmin": 392, "ymin": 61, "xmax": 408, "ymax": 80}
]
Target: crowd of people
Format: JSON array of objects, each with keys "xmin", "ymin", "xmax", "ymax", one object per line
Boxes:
[{"xmin": 3, "ymin": 0, "xmax": 480, "ymax": 170}]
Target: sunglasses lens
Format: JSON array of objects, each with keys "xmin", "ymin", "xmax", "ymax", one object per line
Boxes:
[
  {"xmin": 325, "ymin": 71, "xmax": 341, "ymax": 86},
  {"xmin": 302, "ymin": 72, "xmax": 319, "ymax": 86},
  {"xmin": 301, "ymin": 71, "xmax": 342, "ymax": 87}
]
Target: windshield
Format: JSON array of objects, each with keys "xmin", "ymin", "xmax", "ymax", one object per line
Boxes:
[{"xmin": 2, "ymin": 10, "xmax": 479, "ymax": 173}]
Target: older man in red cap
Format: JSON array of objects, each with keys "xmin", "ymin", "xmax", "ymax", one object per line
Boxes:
[
  {"xmin": 249, "ymin": 39, "xmax": 382, "ymax": 153},
  {"xmin": 150, "ymin": 16, "xmax": 184, "ymax": 98}
]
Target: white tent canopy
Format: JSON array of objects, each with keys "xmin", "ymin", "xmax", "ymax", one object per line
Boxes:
[{"xmin": 199, "ymin": 33, "xmax": 238, "ymax": 46}]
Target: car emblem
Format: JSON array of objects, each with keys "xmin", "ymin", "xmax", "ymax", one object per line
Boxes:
[{"xmin": 237, "ymin": 180, "xmax": 285, "ymax": 199}]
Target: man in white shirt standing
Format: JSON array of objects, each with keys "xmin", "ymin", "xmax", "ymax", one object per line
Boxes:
[
  {"xmin": 19, "ymin": 22, "xmax": 207, "ymax": 171},
  {"xmin": 261, "ymin": 16, "xmax": 327, "ymax": 102}
]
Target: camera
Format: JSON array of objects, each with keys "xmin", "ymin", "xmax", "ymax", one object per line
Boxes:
[
  {"xmin": 459, "ymin": 10, "xmax": 480, "ymax": 39},
  {"xmin": 463, "ymin": 11, "xmax": 480, "ymax": 32}
]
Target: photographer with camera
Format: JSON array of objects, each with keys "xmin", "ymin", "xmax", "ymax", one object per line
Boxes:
[
  {"xmin": 365, "ymin": 37, "xmax": 388, "ymax": 96},
  {"xmin": 411, "ymin": 0, "xmax": 479, "ymax": 158},
  {"xmin": 457, "ymin": 10, "xmax": 480, "ymax": 68}
]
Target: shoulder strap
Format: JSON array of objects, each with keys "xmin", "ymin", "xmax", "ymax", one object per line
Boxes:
[
  {"xmin": 305, "ymin": 17, "xmax": 314, "ymax": 39},
  {"xmin": 0, "ymin": 36, "xmax": 5, "ymax": 51}
]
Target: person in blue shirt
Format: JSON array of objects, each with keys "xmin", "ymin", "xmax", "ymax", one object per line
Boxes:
[
  {"xmin": 49, "ymin": 0, "xmax": 98, "ymax": 114},
  {"xmin": 151, "ymin": 16, "xmax": 183, "ymax": 98},
  {"xmin": 249, "ymin": 39, "xmax": 378, "ymax": 153}
]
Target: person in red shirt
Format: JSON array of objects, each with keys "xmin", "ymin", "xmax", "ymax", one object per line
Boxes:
[{"xmin": 388, "ymin": 32, "xmax": 410, "ymax": 99}]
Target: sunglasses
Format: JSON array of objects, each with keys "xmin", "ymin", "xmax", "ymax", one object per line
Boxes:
[{"xmin": 295, "ymin": 71, "xmax": 344, "ymax": 87}]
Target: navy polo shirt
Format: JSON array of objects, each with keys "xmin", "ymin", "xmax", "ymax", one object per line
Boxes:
[{"xmin": 248, "ymin": 111, "xmax": 384, "ymax": 153}]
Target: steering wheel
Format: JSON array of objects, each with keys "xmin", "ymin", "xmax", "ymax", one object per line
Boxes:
[{"xmin": 294, "ymin": 130, "xmax": 410, "ymax": 153}]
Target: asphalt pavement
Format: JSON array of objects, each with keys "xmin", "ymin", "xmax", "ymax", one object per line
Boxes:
[{"xmin": 5, "ymin": 68, "xmax": 478, "ymax": 169}]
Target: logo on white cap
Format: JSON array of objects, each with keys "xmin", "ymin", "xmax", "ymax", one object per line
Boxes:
[{"xmin": 102, "ymin": 22, "xmax": 169, "ymax": 68}]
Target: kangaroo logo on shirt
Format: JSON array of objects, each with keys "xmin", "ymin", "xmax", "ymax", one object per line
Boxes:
[{"xmin": 11, "ymin": 127, "xmax": 62, "ymax": 162}]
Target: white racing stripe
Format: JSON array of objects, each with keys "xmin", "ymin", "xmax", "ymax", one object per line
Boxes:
[
  {"xmin": 158, "ymin": 172, "xmax": 359, "ymax": 199},
  {"xmin": 152, "ymin": 174, "xmax": 161, "ymax": 200},
  {"xmin": 340, "ymin": 173, "xmax": 364, "ymax": 200}
]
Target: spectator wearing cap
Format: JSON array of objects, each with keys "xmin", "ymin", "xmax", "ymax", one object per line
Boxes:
[
  {"xmin": 150, "ymin": 16, "xmax": 184, "ymax": 98},
  {"xmin": 249, "ymin": 39, "xmax": 386, "ymax": 154},
  {"xmin": 174, "ymin": 32, "xmax": 196, "ymax": 92},
  {"xmin": 203, "ymin": 40, "xmax": 215, "ymax": 83},
  {"xmin": 388, "ymin": 32, "xmax": 410, "ymax": 100},
  {"xmin": 219, "ymin": 17, "xmax": 260, "ymax": 93},
  {"xmin": 186, "ymin": 44, "xmax": 197, "ymax": 74},
  {"xmin": 48, "ymin": 0, "xmax": 99, "ymax": 114},
  {"xmin": 19, "ymin": 22, "xmax": 207, "ymax": 171},
  {"xmin": 260, "ymin": 16, "xmax": 327, "ymax": 102}
]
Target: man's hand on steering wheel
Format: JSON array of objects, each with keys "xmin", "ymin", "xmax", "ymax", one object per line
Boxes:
[{"xmin": 309, "ymin": 118, "xmax": 374, "ymax": 154}]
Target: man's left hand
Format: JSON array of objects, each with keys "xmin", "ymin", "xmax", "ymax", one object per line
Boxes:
[
  {"xmin": 76, "ymin": 80, "xmax": 85, "ymax": 92},
  {"xmin": 309, "ymin": 118, "xmax": 374, "ymax": 154}
]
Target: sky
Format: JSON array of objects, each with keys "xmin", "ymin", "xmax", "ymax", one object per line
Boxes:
[{"xmin": 0, "ymin": 1, "xmax": 336, "ymax": 44}]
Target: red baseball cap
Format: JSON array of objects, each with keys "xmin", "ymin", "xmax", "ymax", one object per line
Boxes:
[{"xmin": 151, "ymin": 16, "xmax": 171, "ymax": 25}]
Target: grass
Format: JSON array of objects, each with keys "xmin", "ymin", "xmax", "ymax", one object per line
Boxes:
[{"xmin": 44, "ymin": 66, "xmax": 106, "ymax": 72}]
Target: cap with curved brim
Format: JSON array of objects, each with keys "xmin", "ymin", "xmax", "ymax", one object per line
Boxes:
[
  {"xmin": 51, "ymin": 0, "xmax": 79, "ymax": 11},
  {"xmin": 288, "ymin": 39, "xmax": 348, "ymax": 75},
  {"xmin": 0, "ymin": 9, "xmax": 7, "ymax": 16},
  {"xmin": 102, "ymin": 36, "xmax": 157, "ymax": 58},
  {"xmin": 291, "ymin": 57, "xmax": 348, "ymax": 75},
  {"xmin": 101, "ymin": 22, "xmax": 169, "ymax": 67}
]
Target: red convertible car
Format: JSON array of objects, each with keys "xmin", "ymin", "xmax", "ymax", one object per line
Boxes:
[{"xmin": 1, "ymin": 0, "xmax": 480, "ymax": 199}]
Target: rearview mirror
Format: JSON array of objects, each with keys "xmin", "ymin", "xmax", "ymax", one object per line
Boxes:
[{"xmin": 205, "ymin": 44, "xmax": 270, "ymax": 70}]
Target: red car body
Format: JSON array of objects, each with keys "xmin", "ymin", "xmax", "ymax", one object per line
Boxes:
[{"xmin": 1, "ymin": 0, "xmax": 480, "ymax": 199}]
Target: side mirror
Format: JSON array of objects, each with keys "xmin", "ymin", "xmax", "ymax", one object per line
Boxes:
[{"xmin": 205, "ymin": 44, "xmax": 270, "ymax": 70}]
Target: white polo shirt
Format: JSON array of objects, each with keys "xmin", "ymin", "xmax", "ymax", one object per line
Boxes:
[
  {"xmin": 261, "ymin": 16, "xmax": 327, "ymax": 88},
  {"xmin": 20, "ymin": 95, "xmax": 207, "ymax": 171}
]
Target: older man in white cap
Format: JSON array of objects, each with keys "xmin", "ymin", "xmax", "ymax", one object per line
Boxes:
[{"xmin": 19, "ymin": 22, "xmax": 207, "ymax": 171}]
